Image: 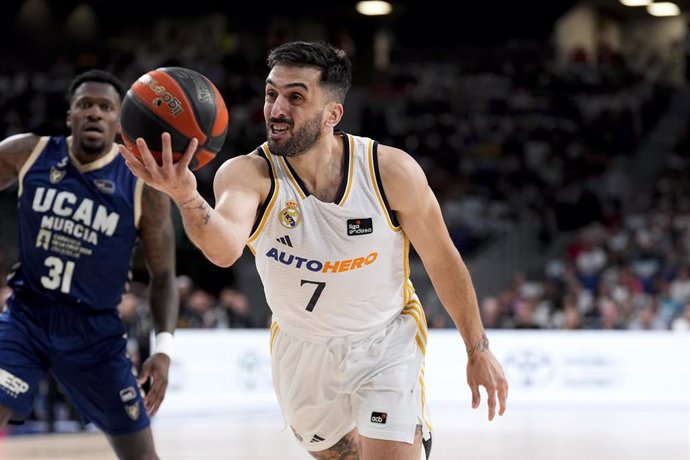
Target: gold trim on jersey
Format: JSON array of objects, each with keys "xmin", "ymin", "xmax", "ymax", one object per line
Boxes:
[
  {"xmin": 403, "ymin": 235, "xmax": 412, "ymax": 305},
  {"xmin": 405, "ymin": 279, "xmax": 417, "ymax": 307},
  {"xmin": 367, "ymin": 139, "xmax": 400, "ymax": 232},
  {"xmin": 337, "ymin": 134, "xmax": 356, "ymax": 206},
  {"xmin": 402, "ymin": 300, "xmax": 428, "ymax": 345},
  {"xmin": 67, "ymin": 136, "xmax": 119, "ymax": 173},
  {"xmin": 18, "ymin": 136, "xmax": 49, "ymax": 197},
  {"xmin": 276, "ymin": 155, "xmax": 307, "ymax": 200},
  {"xmin": 403, "ymin": 298, "xmax": 432, "ymax": 432},
  {"xmin": 419, "ymin": 373, "xmax": 433, "ymax": 432},
  {"xmin": 134, "ymin": 178, "xmax": 144, "ymax": 229},
  {"xmin": 247, "ymin": 145, "xmax": 281, "ymax": 255},
  {"xmin": 269, "ymin": 321, "xmax": 280, "ymax": 353}
]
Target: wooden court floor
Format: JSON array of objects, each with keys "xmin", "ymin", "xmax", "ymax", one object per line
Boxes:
[{"xmin": 1, "ymin": 406, "xmax": 688, "ymax": 459}]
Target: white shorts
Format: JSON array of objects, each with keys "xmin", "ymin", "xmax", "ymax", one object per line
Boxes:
[{"xmin": 270, "ymin": 311, "xmax": 432, "ymax": 452}]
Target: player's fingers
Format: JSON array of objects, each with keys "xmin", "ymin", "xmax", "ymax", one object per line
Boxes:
[
  {"xmin": 486, "ymin": 384, "xmax": 497, "ymax": 421},
  {"xmin": 136, "ymin": 368, "xmax": 150, "ymax": 387},
  {"xmin": 178, "ymin": 137, "xmax": 199, "ymax": 170},
  {"xmin": 136, "ymin": 137, "xmax": 160, "ymax": 171},
  {"xmin": 118, "ymin": 143, "xmax": 138, "ymax": 163},
  {"xmin": 160, "ymin": 132, "xmax": 174, "ymax": 168},
  {"xmin": 144, "ymin": 383, "xmax": 157, "ymax": 413},
  {"xmin": 498, "ymin": 378, "xmax": 509, "ymax": 416},
  {"xmin": 118, "ymin": 144, "xmax": 148, "ymax": 177},
  {"xmin": 469, "ymin": 382, "xmax": 481, "ymax": 409},
  {"xmin": 146, "ymin": 378, "xmax": 167, "ymax": 416}
]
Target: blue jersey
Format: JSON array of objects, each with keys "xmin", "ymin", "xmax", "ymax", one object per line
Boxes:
[{"xmin": 8, "ymin": 136, "xmax": 142, "ymax": 311}]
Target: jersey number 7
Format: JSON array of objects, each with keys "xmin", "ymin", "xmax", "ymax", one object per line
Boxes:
[{"xmin": 300, "ymin": 280, "xmax": 325, "ymax": 312}]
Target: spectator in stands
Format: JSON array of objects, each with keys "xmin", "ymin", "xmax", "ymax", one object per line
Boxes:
[
  {"xmin": 181, "ymin": 289, "xmax": 218, "ymax": 329},
  {"xmin": 629, "ymin": 302, "xmax": 666, "ymax": 331},
  {"xmin": 671, "ymin": 303, "xmax": 690, "ymax": 332},
  {"xmin": 216, "ymin": 287, "xmax": 255, "ymax": 328}
]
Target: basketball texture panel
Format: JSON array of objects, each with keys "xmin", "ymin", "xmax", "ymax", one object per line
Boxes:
[{"xmin": 119, "ymin": 67, "xmax": 229, "ymax": 171}]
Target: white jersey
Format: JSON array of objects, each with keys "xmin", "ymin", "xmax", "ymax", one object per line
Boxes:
[{"xmin": 247, "ymin": 133, "xmax": 418, "ymax": 338}]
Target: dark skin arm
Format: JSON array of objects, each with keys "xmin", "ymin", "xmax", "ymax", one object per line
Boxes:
[
  {"xmin": 0, "ymin": 133, "xmax": 40, "ymax": 191},
  {"xmin": 137, "ymin": 183, "xmax": 178, "ymax": 416}
]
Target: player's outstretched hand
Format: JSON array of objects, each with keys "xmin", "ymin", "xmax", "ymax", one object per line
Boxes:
[
  {"xmin": 138, "ymin": 353, "xmax": 171, "ymax": 417},
  {"xmin": 118, "ymin": 132, "xmax": 199, "ymax": 204},
  {"xmin": 466, "ymin": 347, "xmax": 509, "ymax": 421}
]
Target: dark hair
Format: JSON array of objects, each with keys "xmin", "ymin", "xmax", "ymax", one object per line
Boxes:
[
  {"xmin": 67, "ymin": 69, "xmax": 125, "ymax": 103},
  {"xmin": 267, "ymin": 41, "xmax": 352, "ymax": 103}
]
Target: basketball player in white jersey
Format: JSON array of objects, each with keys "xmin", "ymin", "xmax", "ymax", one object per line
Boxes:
[{"xmin": 119, "ymin": 41, "xmax": 508, "ymax": 460}]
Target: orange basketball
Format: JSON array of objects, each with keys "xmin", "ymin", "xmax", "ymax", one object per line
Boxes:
[{"xmin": 120, "ymin": 67, "xmax": 229, "ymax": 171}]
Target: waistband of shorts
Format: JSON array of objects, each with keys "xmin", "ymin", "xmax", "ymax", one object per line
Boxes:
[
  {"xmin": 11, "ymin": 289, "xmax": 115, "ymax": 316},
  {"xmin": 272, "ymin": 311, "xmax": 401, "ymax": 344}
]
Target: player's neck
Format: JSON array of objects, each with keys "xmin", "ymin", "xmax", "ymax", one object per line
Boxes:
[
  {"xmin": 68, "ymin": 137, "xmax": 116, "ymax": 166},
  {"xmin": 287, "ymin": 133, "xmax": 344, "ymax": 202}
]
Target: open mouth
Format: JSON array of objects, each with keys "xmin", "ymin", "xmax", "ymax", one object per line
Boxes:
[{"xmin": 269, "ymin": 123, "xmax": 290, "ymax": 139}]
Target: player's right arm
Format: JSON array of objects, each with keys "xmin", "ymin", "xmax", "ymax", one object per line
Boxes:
[
  {"xmin": 176, "ymin": 153, "xmax": 267, "ymax": 267},
  {"xmin": 119, "ymin": 133, "xmax": 268, "ymax": 268},
  {"xmin": 0, "ymin": 133, "xmax": 40, "ymax": 191}
]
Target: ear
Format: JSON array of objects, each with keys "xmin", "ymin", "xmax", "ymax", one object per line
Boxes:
[
  {"xmin": 324, "ymin": 102, "xmax": 344, "ymax": 128},
  {"xmin": 66, "ymin": 110, "xmax": 72, "ymax": 128}
]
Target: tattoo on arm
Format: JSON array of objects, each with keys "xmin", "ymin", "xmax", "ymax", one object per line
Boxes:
[
  {"xmin": 177, "ymin": 194, "xmax": 199, "ymax": 207},
  {"xmin": 177, "ymin": 193, "xmax": 212, "ymax": 225},
  {"xmin": 466, "ymin": 333, "xmax": 489, "ymax": 358}
]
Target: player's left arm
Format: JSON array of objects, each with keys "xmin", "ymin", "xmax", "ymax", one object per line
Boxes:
[
  {"xmin": 378, "ymin": 144, "xmax": 508, "ymax": 420},
  {"xmin": 137, "ymin": 182, "xmax": 178, "ymax": 416}
]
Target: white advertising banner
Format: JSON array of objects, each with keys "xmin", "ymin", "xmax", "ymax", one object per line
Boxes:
[
  {"xmin": 156, "ymin": 330, "xmax": 690, "ymax": 418},
  {"xmin": 425, "ymin": 330, "xmax": 690, "ymax": 408}
]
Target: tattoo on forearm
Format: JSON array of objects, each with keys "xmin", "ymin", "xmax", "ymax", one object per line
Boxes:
[
  {"xmin": 177, "ymin": 193, "xmax": 199, "ymax": 208},
  {"xmin": 467, "ymin": 333, "xmax": 489, "ymax": 358},
  {"xmin": 192, "ymin": 201, "xmax": 211, "ymax": 225},
  {"xmin": 177, "ymin": 194, "xmax": 211, "ymax": 225}
]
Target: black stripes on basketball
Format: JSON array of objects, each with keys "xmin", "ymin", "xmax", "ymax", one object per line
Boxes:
[
  {"xmin": 120, "ymin": 91, "xmax": 189, "ymax": 153},
  {"xmin": 162, "ymin": 67, "xmax": 218, "ymax": 141},
  {"xmin": 120, "ymin": 66, "xmax": 229, "ymax": 170}
]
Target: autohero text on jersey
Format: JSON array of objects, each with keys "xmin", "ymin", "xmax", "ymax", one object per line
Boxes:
[{"xmin": 265, "ymin": 248, "xmax": 378, "ymax": 273}]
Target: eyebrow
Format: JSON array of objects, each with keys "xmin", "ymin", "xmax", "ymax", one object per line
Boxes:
[
  {"xmin": 265, "ymin": 78, "xmax": 309, "ymax": 92},
  {"xmin": 73, "ymin": 95, "xmax": 117, "ymax": 104}
]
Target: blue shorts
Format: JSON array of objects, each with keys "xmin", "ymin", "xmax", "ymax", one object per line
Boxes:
[{"xmin": 0, "ymin": 294, "xmax": 150, "ymax": 435}]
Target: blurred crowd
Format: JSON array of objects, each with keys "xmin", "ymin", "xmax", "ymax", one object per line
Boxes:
[{"xmin": 480, "ymin": 124, "xmax": 690, "ymax": 333}]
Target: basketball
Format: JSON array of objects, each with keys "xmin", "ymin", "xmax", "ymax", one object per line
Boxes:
[{"xmin": 120, "ymin": 67, "xmax": 229, "ymax": 171}]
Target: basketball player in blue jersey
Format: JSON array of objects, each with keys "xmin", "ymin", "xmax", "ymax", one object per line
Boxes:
[
  {"xmin": 121, "ymin": 41, "xmax": 508, "ymax": 459},
  {"xmin": 0, "ymin": 70, "xmax": 178, "ymax": 460}
]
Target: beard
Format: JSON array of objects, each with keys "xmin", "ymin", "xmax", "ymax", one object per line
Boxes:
[
  {"xmin": 267, "ymin": 114, "xmax": 323, "ymax": 157},
  {"xmin": 78, "ymin": 137, "xmax": 108, "ymax": 156}
]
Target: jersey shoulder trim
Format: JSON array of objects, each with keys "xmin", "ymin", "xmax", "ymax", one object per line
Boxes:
[
  {"xmin": 367, "ymin": 140, "xmax": 401, "ymax": 231},
  {"xmin": 17, "ymin": 136, "xmax": 50, "ymax": 197},
  {"xmin": 337, "ymin": 133, "xmax": 355, "ymax": 206},
  {"xmin": 247, "ymin": 145, "xmax": 280, "ymax": 254}
]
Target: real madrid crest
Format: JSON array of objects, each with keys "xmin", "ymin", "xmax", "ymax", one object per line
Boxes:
[{"xmin": 279, "ymin": 200, "xmax": 301, "ymax": 229}]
